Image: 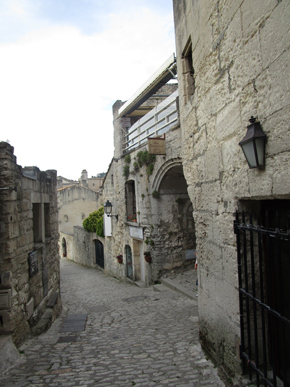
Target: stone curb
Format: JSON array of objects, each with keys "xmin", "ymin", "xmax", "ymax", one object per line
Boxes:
[{"xmin": 161, "ymin": 278, "xmax": 198, "ymax": 301}]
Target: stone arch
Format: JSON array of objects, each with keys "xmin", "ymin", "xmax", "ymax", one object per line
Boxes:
[{"xmin": 151, "ymin": 158, "xmax": 183, "ymax": 192}]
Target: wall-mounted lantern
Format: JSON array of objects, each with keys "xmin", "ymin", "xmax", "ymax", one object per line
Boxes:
[
  {"xmin": 104, "ymin": 200, "xmax": 118, "ymax": 221},
  {"xmin": 239, "ymin": 117, "xmax": 267, "ymax": 169}
]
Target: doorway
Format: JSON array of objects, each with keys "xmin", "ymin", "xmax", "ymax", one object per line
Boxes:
[
  {"xmin": 62, "ymin": 237, "xmax": 67, "ymax": 257},
  {"xmin": 126, "ymin": 245, "xmax": 133, "ymax": 280},
  {"xmin": 94, "ymin": 240, "xmax": 104, "ymax": 269}
]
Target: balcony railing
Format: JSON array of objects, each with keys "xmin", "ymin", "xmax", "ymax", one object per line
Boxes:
[{"xmin": 124, "ymin": 90, "xmax": 178, "ymax": 153}]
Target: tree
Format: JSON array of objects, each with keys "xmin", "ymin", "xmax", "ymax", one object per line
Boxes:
[{"xmin": 82, "ymin": 207, "xmax": 104, "ymax": 237}]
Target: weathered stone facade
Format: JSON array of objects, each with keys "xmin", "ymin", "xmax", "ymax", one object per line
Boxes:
[
  {"xmin": 102, "ymin": 81, "xmax": 197, "ymax": 286},
  {"xmin": 0, "ymin": 142, "xmax": 61, "ymax": 347},
  {"xmin": 173, "ymin": 0, "xmax": 290, "ymax": 379},
  {"xmin": 58, "ymin": 185, "xmax": 101, "ymax": 235},
  {"xmin": 69, "ymin": 226, "xmax": 104, "ymax": 269},
  {"xmin": 79, "ymin": 169, "xmax": 104, "ymax": 192}
]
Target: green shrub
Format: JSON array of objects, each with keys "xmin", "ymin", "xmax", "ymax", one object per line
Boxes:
[
  {"xmin": 123, "ymin": 165, "xmax": 130, "ymax": 179},
  {"xmin": 82, "ymin": 207, "xmax": 104, "ymax": 237},
  {"xmin": 136, "ymin": 150, "xmax": 156, "ymax": 167},
  {"xmin": 124, "ymin": 154, "xmax": 131, "ymax": 164},
  {"xmin": 152, "ymin": 190, "xmax": 160, "ymax": 199},
  {"xmin": 147, "ymin": 163, "xmax": 154, "ymax": 176}
]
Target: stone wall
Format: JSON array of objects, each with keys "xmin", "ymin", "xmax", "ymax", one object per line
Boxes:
[
  {"xmin": 0, "ymin": 142, "xmax": 61, "ymax": 347},
  {"xmin": 173, "ymin": 0, "xmax": 290, "ymax": 376},
  {"xmin": 58, "ymin": 185, "xmax": 101, "ymax": 234},
  {"xmin": 71, "ymin": 226, "xmax": 104, "ymax": 269}
]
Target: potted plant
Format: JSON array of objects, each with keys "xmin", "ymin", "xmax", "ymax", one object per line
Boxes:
[
  {"xmin": 117, "ymin": 254, "xmax": 123, "ymax": 264},
  {"xmin": 144, "ymin": 251, "xmax": 152, "ymax": 263}
]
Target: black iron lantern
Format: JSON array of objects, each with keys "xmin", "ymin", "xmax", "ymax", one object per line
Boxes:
[
  {"xmin": 104, "ymin": 200, "xmax": 118, "ymax": 221},
  {"xmin": 104, "ymin": 200, "xmax": 112, "ymax": 215},
  {"xmin": 239, "ymin": 117, "xmax": 267, "ymax": 168}
]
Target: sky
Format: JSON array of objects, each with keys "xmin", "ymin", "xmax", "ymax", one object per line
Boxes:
[{"xmin": 0, "ymin": 0, "xmax": 175, "ymax": 180}]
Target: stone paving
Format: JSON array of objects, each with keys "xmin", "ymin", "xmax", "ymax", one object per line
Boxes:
[{"xmin": 0, "ymin": 259, "xmax": 225, "ymax": 387}]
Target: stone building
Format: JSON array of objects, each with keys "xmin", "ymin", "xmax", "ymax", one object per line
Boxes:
[
  {"xmin": 57, "ymin": 170, "xmax": 104, "ymax": 193},
  {"xmin": 57, "ymin": 176, "xmax": 77, "ymax": 189},
  {"xmin": 79, "ymin": 169, "xmax": 104, "ymax": 192},
  {"xmin": 173, "ymin": 0, "xmax": 290, "ymax": 385},
  {"xmin": 102, "ymin": 54, "xmax": 197, "ymax": 287},
  {"xmin": 58, "ymin": 182, "xmax": 102, "ymax": 264},
  {"xmin": 0, "ymin": 142, "xmax": 61, "ymax": 350}
]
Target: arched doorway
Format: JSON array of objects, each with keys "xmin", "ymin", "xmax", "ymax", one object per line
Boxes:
[
  {"xmin": 94, "ymin": 240, "xmax": 104, "ymax": 268},
  {"xmin": 125, "ymin": 245, "xmax": 133, "ymax": 280},
  {"xmin": 151, "ymin": 162, "xmax": 196, "ymax": 275},
  {"xmin": 62, "ymin": 237, "xmax": 67, "ymax": 257}
]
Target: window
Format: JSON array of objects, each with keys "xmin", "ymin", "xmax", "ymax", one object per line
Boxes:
[
  {"xmin": 33, "ymin": 203, "xmax": 42, "ymax": 243},
  {"xmin": 44, "ymin": 203, "xmax": 51, "ymax": 238},
  {"xmin": 182, "ymin": 38, "xmax": 195, "ymax": 103},
  {"xmin": 125, "ymin": 180, "xmax": 136, "ymax": 222}
]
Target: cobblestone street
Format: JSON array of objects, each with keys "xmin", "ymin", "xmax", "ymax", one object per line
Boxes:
[{"xmin": 0, "ymin": 259, "xmax": 225, "ymax": 387}]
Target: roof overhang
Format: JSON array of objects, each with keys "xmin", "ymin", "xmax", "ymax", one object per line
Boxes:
[{"xmin": 118, "ymin": 53, "xmax": 177, "ymax": 117}]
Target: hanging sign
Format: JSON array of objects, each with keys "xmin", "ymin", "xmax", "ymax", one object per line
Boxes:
[
  {"xmin": 129, "ymin": 226, "xmax": 143, "ymax": 240},
  {"xmin": 148, "ymin": 136, "xmax": 166, "ymax": 155}
]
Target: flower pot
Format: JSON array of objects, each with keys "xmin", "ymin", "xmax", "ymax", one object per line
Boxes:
[
  {"xmin": 144, "ymin": 256, "xmax": 151, "ymax": 263},
  {"xmin": 118, "ymin": 258, "xmax": 123, "ymax": 264}
]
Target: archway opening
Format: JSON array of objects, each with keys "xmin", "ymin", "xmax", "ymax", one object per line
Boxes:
[
  {"xmin": 153, "ymin": 164, "xmax": 196, "ymax": 275},
  {"xmin": 62, "ymin": 237, "xmax": 67, "ymax": 257}
]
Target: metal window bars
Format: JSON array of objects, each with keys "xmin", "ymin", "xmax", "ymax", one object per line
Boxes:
[{"xmin": 234, "ymin": 210, "xmax": 290, "ymax": 387}]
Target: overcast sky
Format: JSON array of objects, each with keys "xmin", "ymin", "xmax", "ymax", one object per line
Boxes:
[{"xmin": 0, "ymin": 0, "xmax": 175, "ymax": 180}]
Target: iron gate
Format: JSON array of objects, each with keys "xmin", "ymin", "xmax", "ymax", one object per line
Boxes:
[{"xmin": 234, "ymin": 208, "xmax": 290, "ymax": 387}]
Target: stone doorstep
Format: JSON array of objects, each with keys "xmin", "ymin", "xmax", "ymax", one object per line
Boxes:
[
  {"xmin": 161, "ymin": 278, "xmax": 197, "ymax": 300},
  {"xmin": 153, "ymin": 283, "xmax": 171, "ymax": 293}
]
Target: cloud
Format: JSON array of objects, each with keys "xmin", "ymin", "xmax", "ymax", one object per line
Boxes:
[{"xmin": 0, "ymin": 3, "xmax": 175, "ymax": 179}]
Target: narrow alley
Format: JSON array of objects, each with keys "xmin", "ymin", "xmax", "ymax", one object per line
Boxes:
[{"xmin": 0, "ymin": 259, "xmax": 225, "ymax": 387}]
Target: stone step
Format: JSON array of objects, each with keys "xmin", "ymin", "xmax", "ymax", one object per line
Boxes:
[
  {"xmin": 161, "ymin": 278, "xmax": 197, "ymax": 300},
  {"xmin": 152, "ymin": 283, "xmax": 169, "ymax": 292}
]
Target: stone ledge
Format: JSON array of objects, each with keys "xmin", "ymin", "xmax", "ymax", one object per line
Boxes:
[
  {"xmin": 47, "ymin": 292, "xmax": 58, "ymax": 308},
  {"xmin": 161, "ymin": 278, "xmax": 197, "ymax": 300},
  {"xmin": 31, "ymin": 308, "xmax": 52, "ymax": 336}
]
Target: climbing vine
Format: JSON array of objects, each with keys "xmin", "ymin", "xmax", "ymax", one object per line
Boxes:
[
  {"xmin": 123, "ymin": 153, "xmax": 131, "ymax": 179},
  {"xmin": 135, "ymin": 150, "xmax": 156, "ymax": 176}
]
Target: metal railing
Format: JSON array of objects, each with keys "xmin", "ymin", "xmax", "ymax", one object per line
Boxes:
[{"xmin": 124, "ymin": 90, "xmax": 178, "ymax": 153}]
